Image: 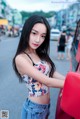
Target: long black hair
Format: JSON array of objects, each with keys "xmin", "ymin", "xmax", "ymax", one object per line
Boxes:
[{"xmin": 13, "ymin": 15, "xmax": 56, "ymax": 82}]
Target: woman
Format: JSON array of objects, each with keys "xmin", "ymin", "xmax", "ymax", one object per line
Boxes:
[
  {"xmin": 66, "ymin": 33, "xmax": 73, "ymax": 60},
  {"xmin": 13, "ymin": 15, "xmax": 65, "ymax": 119},
  {"xmin": 57, "ymin": 30, "xmax": 66, "ymax": 60}
]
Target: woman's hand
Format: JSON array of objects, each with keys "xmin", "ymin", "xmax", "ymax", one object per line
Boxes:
[{"xmin": 60, "ymin": 89, "xmax": 63, "ymax": 97}]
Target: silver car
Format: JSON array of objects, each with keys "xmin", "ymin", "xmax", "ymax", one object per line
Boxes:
[{"xmin": 50, "ymin": 28, "xmax": 61, "ymax": 40}]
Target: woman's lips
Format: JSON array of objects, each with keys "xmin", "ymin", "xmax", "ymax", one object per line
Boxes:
[{"xmin": 32, "ymin": 43, "xmax": 39, "ymax": 47}]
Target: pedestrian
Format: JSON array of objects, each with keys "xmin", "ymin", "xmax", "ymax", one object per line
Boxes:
[
  {"xmin": 66, "ymin": 33, "xmax": 73, "ymax": 60},
  {"xmin": 13, "ymin": 15, "xmax": 65, "ymax": 119},
  {"xmin": 57, "ymin": 30, "xmax": 66, "ymax": 60}
]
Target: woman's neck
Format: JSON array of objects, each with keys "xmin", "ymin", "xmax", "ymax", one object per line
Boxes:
[{"xmin": 25, "ymin": 48, "xmax": 36, "ymax": 54}]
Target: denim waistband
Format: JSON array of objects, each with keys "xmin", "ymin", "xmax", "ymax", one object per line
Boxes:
[{"xmin": 26, "ymin": 98, "xmax": 50, "ymax": 109}]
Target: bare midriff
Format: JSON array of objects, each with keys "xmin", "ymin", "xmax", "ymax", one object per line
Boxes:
[{"xmin": 28, "ymin": 93, "xmax": 50, "ymax": 104}]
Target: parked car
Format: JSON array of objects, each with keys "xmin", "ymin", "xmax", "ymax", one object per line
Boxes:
[{"xmin": 50, "ymin": 28, "xmax": 61, "ymax": 40}]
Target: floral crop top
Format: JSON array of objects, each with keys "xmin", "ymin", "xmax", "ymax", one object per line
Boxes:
[{"xmin": 22, "ymin": 52, "xmax": 51, "ymax": 97}]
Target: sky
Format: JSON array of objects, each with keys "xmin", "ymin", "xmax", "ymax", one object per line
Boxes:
[{"xmin": 6, "ymin": 0, "xmax": 77, "ymax": 12}]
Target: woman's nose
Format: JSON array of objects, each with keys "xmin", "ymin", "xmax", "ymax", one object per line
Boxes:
[{"xmin": 35, "ymin": 36, "xmax": 40, "ymax": 42}]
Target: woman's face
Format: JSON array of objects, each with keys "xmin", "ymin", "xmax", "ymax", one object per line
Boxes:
[{"xmin": 29, "ymin": 23, "xmax": 47, "ymax": 50}]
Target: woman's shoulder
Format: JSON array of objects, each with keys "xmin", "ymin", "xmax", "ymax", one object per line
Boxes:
[
  {"xmin": 15, "ymin": 53, "xmax": 33, "ymax": 76},
  {"xmin": 15, "ymin": 53, "xmax": 25, "ymax": 63},
  {"xmin": 15, "ymin": 53, "xmax": 31, "ymax": 66}
]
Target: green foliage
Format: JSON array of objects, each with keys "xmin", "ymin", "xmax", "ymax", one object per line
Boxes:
[{"xmin": 20, "ymin": 10, "xmax": 56, "ymax": 23}]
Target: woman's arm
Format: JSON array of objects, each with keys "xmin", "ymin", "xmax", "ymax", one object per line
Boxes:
[
  {"xmin": 53, "ymin": 71, "xmax": 65, "ymax": 96},
  {"xmin": 57, "ymin": 35, "xmax": 60, "ymax": 44},
  {"xmin": 15, "ymin": 55, "xmax": 65, "ymax": 88},
  {"xmin": 53, "ymin": 71, "xmax": 65, "ymax": 80}
]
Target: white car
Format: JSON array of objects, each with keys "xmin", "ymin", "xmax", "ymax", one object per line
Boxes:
[{"xmin": 50, "ymin": 28, "xmax": 61, "ymax": 40}]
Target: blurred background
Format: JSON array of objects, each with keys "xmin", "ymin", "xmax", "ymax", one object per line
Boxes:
[
  {"xmin": 0, "ymin": 0, "xmax": 80, "ymax": 119},
  {"xmin": 0, "ymin": 0, "xmax": 80, "ymax": 38}
]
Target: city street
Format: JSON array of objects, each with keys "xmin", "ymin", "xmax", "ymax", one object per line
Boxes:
[{"xmin": 0, "ymin": 36, "xmax": 70, "ymax": 119}]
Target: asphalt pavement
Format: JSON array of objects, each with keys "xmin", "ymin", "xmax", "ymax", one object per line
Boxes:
[{"xmin": 49, "ymin": 40, "xmax": 70, "ymax": 119}]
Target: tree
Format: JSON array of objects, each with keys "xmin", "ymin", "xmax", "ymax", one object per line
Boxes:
[{"xmin": 20, "ymin": 10, "xmax": 56, "ymax": 23}]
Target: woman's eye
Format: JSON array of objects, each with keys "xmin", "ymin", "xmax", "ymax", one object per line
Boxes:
[
  {"xmin": 32, "ymin": 32, "xmax": 36, "ymax": 35},
  {"xmin": 42, "ymin": 36, "xmax": 46, "ymax": 39}
]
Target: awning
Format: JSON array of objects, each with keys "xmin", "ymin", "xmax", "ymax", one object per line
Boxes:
[{"xmin": 0, "ymin": 19, "xmax": 8, "ymax": 25}]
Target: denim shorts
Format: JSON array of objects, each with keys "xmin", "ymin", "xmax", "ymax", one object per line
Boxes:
[{"xmin": 21, "ymin": 98, "xmax": 50, "ymax": 119}]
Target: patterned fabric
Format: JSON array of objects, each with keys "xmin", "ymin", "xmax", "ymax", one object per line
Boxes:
[{"xmin": 22, "ymin": 61, "xmax": 51, "ymax": 97}]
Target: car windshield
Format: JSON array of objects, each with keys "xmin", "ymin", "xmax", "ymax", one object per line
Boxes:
[{"xmin": 51, "ymin": 32, "xmax": 60, "ymax": 34}]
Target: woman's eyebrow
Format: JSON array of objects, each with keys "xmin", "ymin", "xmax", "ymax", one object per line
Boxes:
[
  {"xmin": 32, "ymin": 29, "xmax": 37, "ymax": 32},
  {"xmin": 32, "ymin": 29, "xmax": 46, "ymax": 35}
]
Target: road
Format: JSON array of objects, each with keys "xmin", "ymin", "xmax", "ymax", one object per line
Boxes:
[{"xmin": 0, "ymin": 36, "xmax": 70, "ymax": 119}]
